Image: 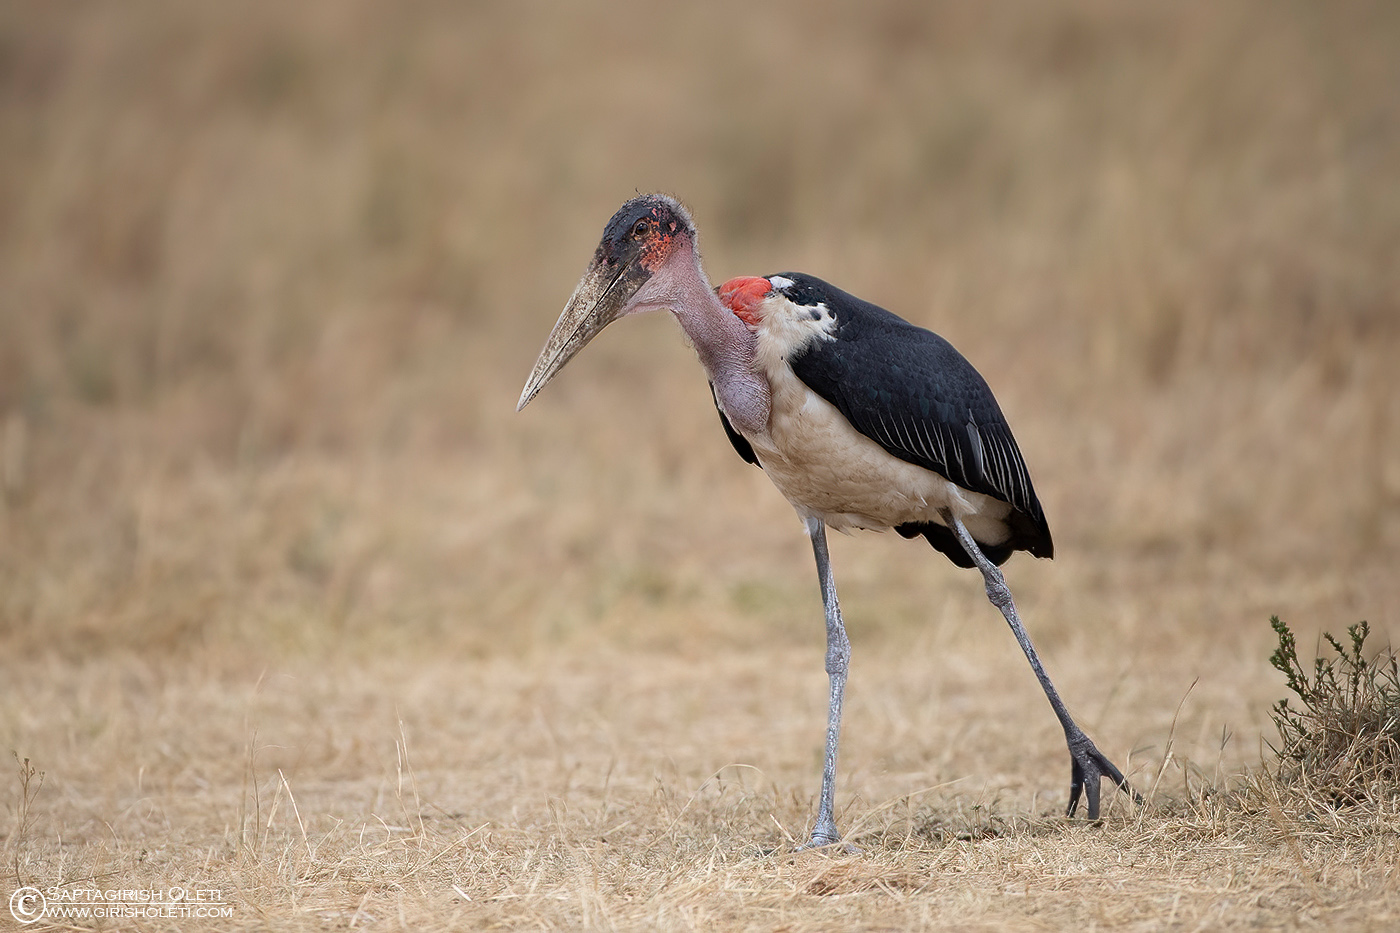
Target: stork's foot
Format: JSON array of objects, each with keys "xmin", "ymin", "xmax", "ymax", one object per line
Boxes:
[
  {"xmin": 1065, "ymin": 730, "xmax": 1141, "ymax": 819},
  {"xmin": 797, "ymin": 834, "xmax": 861, "ymax": 855},
  {"xmin": 796, "ymin": 819, "xmax": 860, "ymax": 854}
]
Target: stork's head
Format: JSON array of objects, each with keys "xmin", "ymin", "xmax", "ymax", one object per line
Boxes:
[{"xmin": 517, "ymin": 194, "xmax": 698, "ymax": 410}]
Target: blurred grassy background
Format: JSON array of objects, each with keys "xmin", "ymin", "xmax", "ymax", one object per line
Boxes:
[{"xmin": 0, "ymin": 0, "xmax": 1396, "ymax": 667}]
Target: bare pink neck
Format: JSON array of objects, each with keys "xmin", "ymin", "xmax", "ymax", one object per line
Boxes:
[{"xmin": 657, "ymin": 247, "xmax": 771, "ymax": 438}]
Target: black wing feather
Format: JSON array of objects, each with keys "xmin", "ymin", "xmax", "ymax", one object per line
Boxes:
[{"xmin": 778, "ymin": 273, "xmax": 1052, "ymax": 562}]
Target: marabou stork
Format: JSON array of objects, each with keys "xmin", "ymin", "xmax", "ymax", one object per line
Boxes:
[{"xmin": 518, "ymin": 194, "xmax": 1136, "ymax": 849}]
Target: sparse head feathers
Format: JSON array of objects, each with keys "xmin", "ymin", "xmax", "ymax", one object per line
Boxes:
[{"xmin": 600, "ymin": 194, "xmax": 695, "ymax": 272}]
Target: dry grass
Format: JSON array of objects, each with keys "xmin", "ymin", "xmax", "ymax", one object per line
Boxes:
[{"xmin": 2, "ymin": 1, "xmax": 1399, "ymax": 929}]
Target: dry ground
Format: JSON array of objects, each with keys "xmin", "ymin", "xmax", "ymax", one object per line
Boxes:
[{"xmin": 2, "ymin": 2, "xmax": 1399, "ymax": 930}]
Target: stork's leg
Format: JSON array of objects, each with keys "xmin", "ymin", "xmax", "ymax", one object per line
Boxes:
[
  {"xmin": 803, "ymin": 517, "xmax": 851, "ymax": 849},
  {"xmin": 941, "ymin": 511, "xmax": 1138, "ymax": 819}
]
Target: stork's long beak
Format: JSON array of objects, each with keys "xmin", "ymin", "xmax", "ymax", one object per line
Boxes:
[{"xmin": 517, "ymin": 252, "xmax": 650, "ymax": 411}]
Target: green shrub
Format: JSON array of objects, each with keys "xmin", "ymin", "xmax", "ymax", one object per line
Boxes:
[{"xmin": 1268, "ymin": 616, "xmax": 1400, "ymax": 804}]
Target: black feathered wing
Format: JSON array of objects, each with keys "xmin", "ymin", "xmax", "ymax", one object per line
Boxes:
[{"xmin": 710, "ymin": 383, "xmax": 759, "ymax": 466}]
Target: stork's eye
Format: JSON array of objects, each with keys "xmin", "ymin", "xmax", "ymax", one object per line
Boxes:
[{"xmin": 632, "ymin": 219, "xmax": 651, "ymax": 238}]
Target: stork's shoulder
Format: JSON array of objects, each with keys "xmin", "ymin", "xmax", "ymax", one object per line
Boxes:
[{"xmin": 764, "ymin": 274, "xmax": 1007, "ymax": 425}]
